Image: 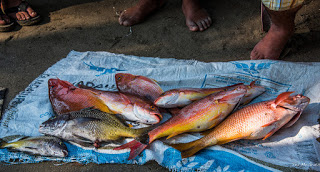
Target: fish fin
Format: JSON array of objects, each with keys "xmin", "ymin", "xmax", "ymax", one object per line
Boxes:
[
  {"xmin": 114, "ymin": 140, "xmax": 148, "ymax": 160},
  {"xmin": 151, "ymin": 79, "xmax": 160, "ymax": 84},
  {"xmin": 166, "ymin": 132, "xmax": 184, "ymax": 140},
  {"xmin": 1, "ymin": 135, "xmax": 28, "ymax": 143},
  {"xmin": 249, "ymin": 81, "xmax": 256, "ymax": 87},
  {"xmin": 274, "ymin": 92, "xmax": 294, "ymax": 105},
  {"xmin": 209, "ymin": 113, "xmax": 221, "ymax": 122},
  {"xmin": 119, "ymin": 93, "xmax": 132, "ymax": 104},
  {"xmin": 261, "ymin": 119, "xmax": 278, "ymax": 127},
  {"xmin": 284, "ymin": 111, "xmax": 302, "ymax": 128},
  {"xmin": 69, "ymin": 141, "xmax": 94, "ymax": 148},
  {"xmin": 171, "ymin": 139, "xmax": 212, "ymax": 158},
  {"xmin": 72, "ymin": 134, "xmax": 93, "ymax": 143},
  {"xmin": 262, "ymin": 128, "xmax": 277, "ymax": 140},
  {"xmin": 113, "ymin": 114, "xmax": 132, "ymax": 127},
  {"xmin": 219, "ymin": 93, "xmax": 245, "ymax": 103}
]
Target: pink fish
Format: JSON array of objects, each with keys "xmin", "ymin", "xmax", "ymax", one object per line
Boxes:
[{"xmin": 115, "ymin": 73, "xmax": 163, "ymax": 102}]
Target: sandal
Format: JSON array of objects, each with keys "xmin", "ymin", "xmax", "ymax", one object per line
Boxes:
[
  {"xmin": 0, "ymin": 10, "xmax": 14, "ymax": 32},
  {"xmin": 4, "ymin": 1, "xmax": 41, "ymax": 26}
]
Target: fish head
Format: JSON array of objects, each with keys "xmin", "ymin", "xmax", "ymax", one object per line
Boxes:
[
  {"xmin": 48, "ymin": 78, "xmax": 76, "ymax": 97},
  {"xmin": 246, "ymin": 81, "xmax": 266, "ymax": 97},
  {"xmin": 47, "ymin": 138, "xmax": 69, "ymax": 157},
  {"xmin": 154, "ymin": 91, "xmax": 181, "ymax": 108},
  {"xmin": 39, "ymin": 115, "xmax": 69, "ymax": 135},
  {"xmin": 115, "ymin": 73, "xmax": 135, "ymax": 91},
  {"xmin": 241, "ymin": 82, "xmax": 266, "ymax": 104},
  {"xmin": 216, "ymin": 85, "xmax": 247, "ymax": 104},
  {"xmin": 278, "ymin": 94, "xmax": 310, "ymax": 112},
  {"xmin": 132, "ymin": 103, "xmax": 162, "ymax": 124}
]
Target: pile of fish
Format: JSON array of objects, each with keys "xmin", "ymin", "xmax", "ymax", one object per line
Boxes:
[{"xmin": 0, "ymin": 73, "xmax": 310, "ymax": 160}]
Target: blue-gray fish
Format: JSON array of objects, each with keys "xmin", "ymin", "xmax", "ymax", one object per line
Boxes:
[{"xmin": 0, "ymin": 135, "xmax": 68, "ymax": 157}]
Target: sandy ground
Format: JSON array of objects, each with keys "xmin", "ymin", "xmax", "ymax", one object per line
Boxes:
[{"xmin": 0, "ymin": 0, "xmax": 319, "ymax": 171}]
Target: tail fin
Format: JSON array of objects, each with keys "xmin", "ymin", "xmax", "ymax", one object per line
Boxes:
[
  {"xmin": 114, "ymin": 140, "xmax": 148, "ymax": 160},
  {"xmin": 171, "ymin": 139, "xmax": 212, "ymax": 158}
]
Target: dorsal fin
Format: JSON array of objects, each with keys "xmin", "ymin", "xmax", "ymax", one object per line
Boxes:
[
  {"xmin": 274, "ymin": 91, "xmax": 294, "ymax": 105},
  {"xmin": 249, "ymin": 81, "xmax": 256, "ymax": 87}
]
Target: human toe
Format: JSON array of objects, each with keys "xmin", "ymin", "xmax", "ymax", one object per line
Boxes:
[
  {"xmin": 27, "ymin": 7, "xmax": 37, "ymax": 18},
  {"xmin": 196, "ymin": 21, "xmax": 206, "ymax": 31},
  {"xmin": 250, "ymin": 50, "xmax": 262, "ymax": 60}
]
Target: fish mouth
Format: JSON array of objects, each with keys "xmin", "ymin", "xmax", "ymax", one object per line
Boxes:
[
  {"xmin": 151, "ymin": 112, "xmax": 163, "ymax": 122},
  {"xmin": 133, "ymin": 105, "xmax": 162, "ymax": 124},
  {"xmin": 62, "ymin": 150, "xmax": 68, "ymax": 157},
  {"xmin": 278, "ymin": 95, "xmax": 310, "ymax": 112}
]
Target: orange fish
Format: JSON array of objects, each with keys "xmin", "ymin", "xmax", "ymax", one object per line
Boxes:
[
  {"xmin": 115, "ymin": 84, "xmax": 247, "ymax": 159},
  {"xmin": 154, "ymin": 83, "xmax": 243, "ymax": 108},
  {"xmin": 171, "ymin": 92, "xmax": 310, "ymax": 158},
  {"xmin": 153, "ymin": 81, "xmax": 264, "ymax": 109},
  {"xmin": 115, "ymin": 73, "xmax": 164, "ymax": 102},
  {"xmin": 48, "ymin": 78, "xmax": 111, "ymax": 115}
]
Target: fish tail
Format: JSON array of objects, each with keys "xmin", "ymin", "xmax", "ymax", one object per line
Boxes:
[
  {"xmin": 114, "ymin": 140, "xmax": 148, "ymax": 160},
  {"xmin": 134, "ymin": 128, "xmax": 151, "ymax": 145},
  {"xmin": 171, "ymin": 138, "xmax": 216, "ymax": 158}
]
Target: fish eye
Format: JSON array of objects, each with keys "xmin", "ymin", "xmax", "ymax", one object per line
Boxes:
[
  {"xmin": 117, "ymin": 76, "xmax": 122, "ymax": 81},
  {"xmin": 150, "ymin": 105, "xmax": 156, "ymax": 110}
]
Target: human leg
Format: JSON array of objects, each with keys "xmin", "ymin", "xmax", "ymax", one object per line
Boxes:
[
  {"xmin": 119, "ymin": 0, "xmax": 166, "ymax": 26},
  {"xmin": 182, "ymin": 0, "xmax": 212, "ymax": 32},
  {"xmin": 250, "ymin": 1, "xmax": 303, "ymax": 60}
]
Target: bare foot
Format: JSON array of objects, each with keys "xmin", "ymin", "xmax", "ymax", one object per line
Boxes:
[
  {"xmin": 182, "ymin": 0, "xmax": 212, "ymax": 32},
  {"xmin": 250, "ymin": 5, "xmax": 302, "ymax": 60},
  {"xmin": 250, "ymin": 24, "xmax": 294, "ymax": 60},
  {"xmin": 119, "ymin": 0, "xmax": 166, "ymax": 26}
]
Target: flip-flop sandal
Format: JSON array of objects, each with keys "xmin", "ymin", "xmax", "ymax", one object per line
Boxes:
[
  {"xmin": 5, "ymin": 1, "xmax": 41, "ymax": 26},
  {"xmin": 261, "ymin": 2, "xmax": 271, "ymax": 32},
  {"xmin": 0, "ymin": 11, "xmax": 14, "ymax": 32}
]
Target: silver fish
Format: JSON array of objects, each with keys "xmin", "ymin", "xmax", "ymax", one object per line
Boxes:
[{"xmin": 0, "ymin": 135, "xmax": 68, "ymax": 157}]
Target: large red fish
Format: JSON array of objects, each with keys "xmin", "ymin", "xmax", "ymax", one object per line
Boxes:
[
  {"xmin": 48, "ymin": 78, "xmax": 111, "ymax": 115},
  {"xmin": 171, "ymin": 92, "xmax": 310, "ymax": 158}
]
